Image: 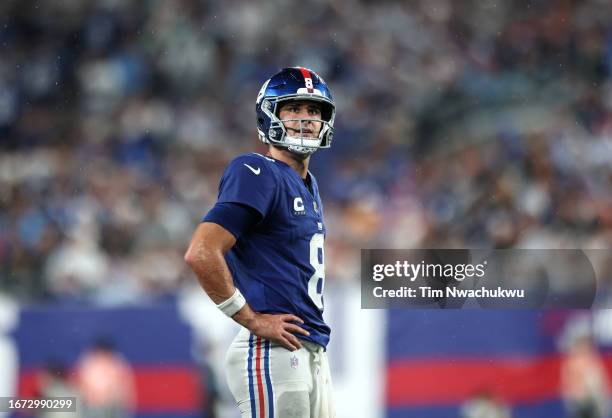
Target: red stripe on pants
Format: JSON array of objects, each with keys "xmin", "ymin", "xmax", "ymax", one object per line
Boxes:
[{"xmin": 255, "ymin": 336, "xmax": 266, "ymax": 418}]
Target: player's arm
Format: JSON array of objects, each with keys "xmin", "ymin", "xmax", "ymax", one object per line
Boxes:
[
  {"xmin": 184, "ymin": 222, "xmax": 237, "ymax": 304},
  {"xmin": 184, "ymin": 219, "xmax": 310, "ymax": 351}
]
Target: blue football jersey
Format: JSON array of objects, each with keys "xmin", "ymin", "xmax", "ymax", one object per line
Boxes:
[{"xmin": 206, "ymin": 152, "xmax": 330, "ymax": 348}]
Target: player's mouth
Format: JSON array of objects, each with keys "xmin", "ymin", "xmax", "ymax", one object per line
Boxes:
[{"xmin": 287, "ymin": 127, "xmax": 315, "ymax": 136}]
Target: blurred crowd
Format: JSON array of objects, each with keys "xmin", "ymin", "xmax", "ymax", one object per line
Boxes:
[{"xmin": 2, "ymin": 0, "xmax": 612, "ymax": 303}]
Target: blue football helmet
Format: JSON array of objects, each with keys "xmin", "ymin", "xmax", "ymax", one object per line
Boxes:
[{"xmin": 256, "ymin": 67, "xmax": 335, "ymax": 155}]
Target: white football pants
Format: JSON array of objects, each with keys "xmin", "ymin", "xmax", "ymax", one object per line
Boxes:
[{"xmin": 225, "ymin": 327, "xmax": 335, "ymax": 418}]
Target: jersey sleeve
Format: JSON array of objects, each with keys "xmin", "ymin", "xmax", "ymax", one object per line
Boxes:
[
  {"xmin": 202, "ymin": 202, "xmax": 262, "ymax": 239},
  {"xmin": 215, "ymin": 154, "xmax": 277, "ymax": 219}
]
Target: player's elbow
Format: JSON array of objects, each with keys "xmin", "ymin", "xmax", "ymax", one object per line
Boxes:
[
  {"xmin": 185, "ymin": 222, "xmax": 235, "ymax": 268},
  {"xmin": 184, "ymin": 237, "xmax": 220, "ymax": 268},
  {"xmin": 184, "ymin": 247, "xmax": 196, "ymax": 266},
  {"xmin": 184, "ymin": 244, "xmax": 208, "ymax": 268}
]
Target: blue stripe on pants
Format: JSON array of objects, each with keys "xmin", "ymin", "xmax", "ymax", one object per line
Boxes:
[
  {"xmin": 247, "ymin": 333, "xmax": 256, "ymax": 418},
  {"xmin": 264, "ymin": 340, "xmax": 274, "ymax": 418}
]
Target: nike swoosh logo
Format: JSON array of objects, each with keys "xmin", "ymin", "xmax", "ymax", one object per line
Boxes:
[{"xmin": 243, "ymin": 163, "xmax": 261, "ymax": 175}]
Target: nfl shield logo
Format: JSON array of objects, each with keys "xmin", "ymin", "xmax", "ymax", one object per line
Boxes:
[{"xmin": 290, "ymin": 355, "xmax": 299, "ymax": 369}]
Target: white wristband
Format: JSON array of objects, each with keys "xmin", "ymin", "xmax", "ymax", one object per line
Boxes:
[{"xmin": 216, "ymin": 288, "xmax": 246, "ymax": 318}]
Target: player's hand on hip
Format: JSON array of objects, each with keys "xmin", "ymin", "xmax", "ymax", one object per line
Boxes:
[{"xmin": 249, "ymin": 313, "xmax": 310, "ymax": 351}]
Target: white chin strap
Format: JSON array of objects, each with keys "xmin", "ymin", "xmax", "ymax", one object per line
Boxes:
[
  {"xmin": 287, "ymin": 146, "xmax": 316, "ymax": 156},
  {"xmin": 284, "ymin": 135, "xmax": 322, "ymax": 155}
]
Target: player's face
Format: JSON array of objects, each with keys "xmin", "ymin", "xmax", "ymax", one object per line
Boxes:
[{"xmin": 278, "ymin": 101, "xmax": 323, "ymax": 138}]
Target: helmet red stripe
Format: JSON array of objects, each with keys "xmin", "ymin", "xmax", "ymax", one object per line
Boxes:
[{"xmin": 298, "ymin": 67, "xmax": 314, "ymax": 93}]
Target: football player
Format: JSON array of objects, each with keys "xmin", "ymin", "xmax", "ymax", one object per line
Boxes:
[{"xmin": 185, "ymin": 67, "xmax": 336, "ymax": 418}]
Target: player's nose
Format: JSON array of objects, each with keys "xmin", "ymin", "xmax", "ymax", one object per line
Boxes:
[{"xmin": 299, "ymin": 118, "xmax": 315, "ymax": 130}]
